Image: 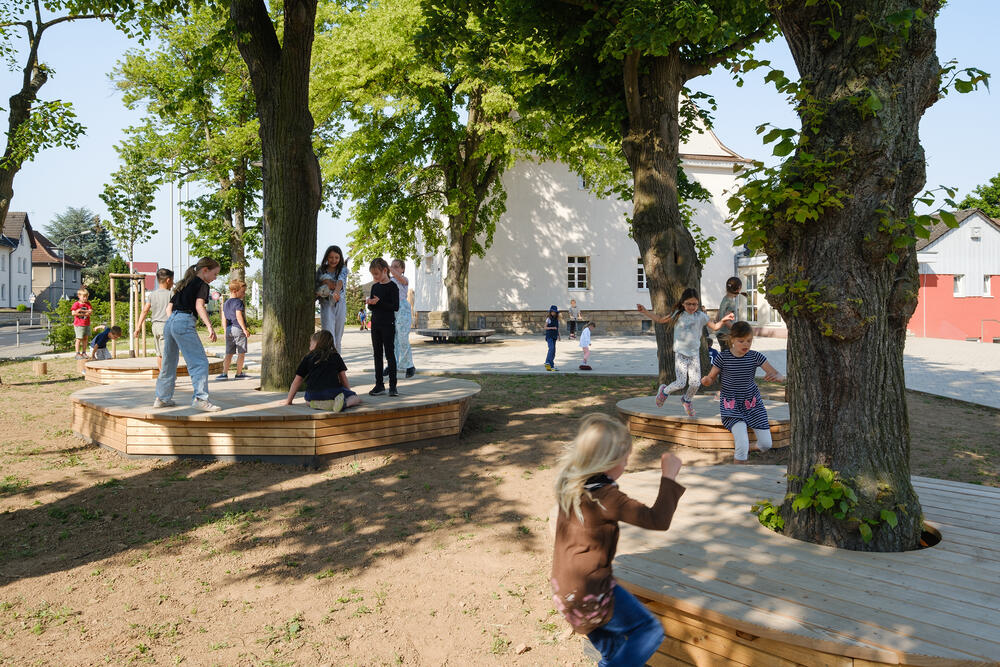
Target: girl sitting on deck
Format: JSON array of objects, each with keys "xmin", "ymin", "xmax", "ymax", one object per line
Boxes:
[
  {"xmin": 285, "ymin": 330, "xmax": 361, "ymax": 413},
  {"xmin": 551, "ymin": 413, "xmax": 685, "ymax": 666}
]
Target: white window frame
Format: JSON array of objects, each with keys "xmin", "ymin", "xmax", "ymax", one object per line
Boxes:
[
  {"xmin": 744, "ymin": 273, "xmax": 760, "ymax": 323},
  {"xmin": 953, "ymin": 274, "xmax": 964, "ymax": 297},
  {"xmin": 567, "ymin": 256, "xmax": 590, "ymax": 291},
  {"xmin": 768, "ymin": 303, "xmax": 783, "ymax": 324},
  {"xmin": 636, "ymin": 258, "xmax": 648, "ymax": 290},
  {"xmin": 985, "ymin": 275, "xmax": 992, "ymax": 297}
]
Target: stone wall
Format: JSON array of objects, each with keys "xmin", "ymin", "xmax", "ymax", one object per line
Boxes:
[{"xmin": 416, "ymin": 310, "xmax": 654, "ymax": 335}]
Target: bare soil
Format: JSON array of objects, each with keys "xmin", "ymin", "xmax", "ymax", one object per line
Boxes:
[{"xmin": 0, "ymin": 358, "xmax": 997, "ymax": 665}]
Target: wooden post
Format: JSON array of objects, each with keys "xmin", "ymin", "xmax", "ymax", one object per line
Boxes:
[
  {"xmin": 110, "ymin": 274, "xmax": 116, "ymax": 359},
  {"xmin": 76, "ymin": 358, "xmax": 87, "ymax": 374},
  {"xmin": 32, "ymin": 361, "xmax": 47, "ymax": 376},
  {"xmin": 140, "ymin": 278, "xmax": 148, "ymax": 357}
]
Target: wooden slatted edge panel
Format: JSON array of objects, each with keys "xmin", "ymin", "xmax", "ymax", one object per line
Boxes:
[
  {"xmin": 313, "ymin": 401, "xmax": 461, "ymax": 427},
  {"xmin": 126, "ymin": 435, "xmax": 314, "ymax": 447},
  {"xmin": 317, "ymin": 418, "xmax": 461, "ymax": 446},
  {"xmin": 126, "ymin": 424, "xmax": 316, "ymax": 438},
  {"xmin": 629, "ymin": 424, "xmax": 790, "ymax": 449},
  {"xmin": 459, "ymin": 397, "xmax": 472, "ymax": 429},
  {"xmin": 629, "ymin": 415, "xmax": 790, "ymax": 436},
  {"xmin": 316, "ymin": 425, "xmax": 458, "ymax": 456},
  {"xmin": 75, "ymin": 408, "xmax": 127, "ymax": 435},
  {"xmin": 629, "ymin": 425, "xmax": 735, "ymax": 443},
  {"xmin": 315, "ymin": 409, "xmax": 459, "ymax": 437},
  {"xmin": 126, "ymin": 444, "xmax": 313, "ymax": 456}
]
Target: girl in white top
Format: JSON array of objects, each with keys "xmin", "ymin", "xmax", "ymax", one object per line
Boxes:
[
  {"xmin": 637, "ymin": 288, "xmax": 733, "ymax": 417},
  {"xmin": 578, "ymin": 321, "xmax": 594, "ymax": 370},
  {"xmin": 388, "ymin": 259, "xmax": 415, "ymax": 378},
  {"xmin": 317, "ymin": 245, "xmax": 349, "ymax": 353}
]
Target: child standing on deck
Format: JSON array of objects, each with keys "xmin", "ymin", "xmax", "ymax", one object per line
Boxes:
[
  {"xmin": 366, "ymin": 258, "xmax": 400, "ymax": 396},
  {"xmin": 386, "ymin": 259, "xmax": 416, "ymax": 378},
  {"xmin": 71, "ymin": 288, "xmax": 93, "ymax": 359},
  {"xmin": 285, "ymin": 330, "xmax": 361, "ymax": 412},
  {"xmin": 544, "ymin": 305, "xmax": 560, "ymax": 371},
  {"xmin": 154, "ymin": 257, "xmax": 221, "ymax": 412},
  {"xmin": 637, "ymin": 288, "xmax": 734, "ymax": 417},
  {"xmin": 578, "ymin": 321, "xmax": 595, "ymax": 370},
  {"xmin": 217, "ymin": 279, "xmax": 251, "ymax": 380},
  {"xmin": 551, "ymin": 413, "xmax": 684, "ymax": 666},
  {"xmin": 135, "ymin": 269, "xmax": 174, "ymax": 370},
  {"xmin": 701, "ymin": 321, "xmax": 785, "ymax": 463}
]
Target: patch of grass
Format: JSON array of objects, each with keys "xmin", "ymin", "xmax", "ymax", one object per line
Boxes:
[
  {"xmin": 490, "ymin": 633, "xmax": 511, "ymax": 655},
  {"xmin": 94, "ymin": 478, "xmax": 123, "ymax": 488},
  {"xmin": 0, "ymin": 475, "xmax": 29, "ymax": 495}
]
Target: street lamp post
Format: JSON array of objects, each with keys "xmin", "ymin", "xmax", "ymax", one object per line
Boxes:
[{"xmin": 57, "ymin": 230, "xmax": 94, "ymax": 300}]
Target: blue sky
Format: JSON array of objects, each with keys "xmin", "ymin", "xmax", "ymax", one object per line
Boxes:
[{"xmin": 3, "ymin": 4, "xmax": 998, "ymax": 276}]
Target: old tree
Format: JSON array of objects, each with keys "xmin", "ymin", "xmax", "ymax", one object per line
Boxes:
[{"xmin": 731, "ymin": 0, "xmax": 987, "ymax": 550}]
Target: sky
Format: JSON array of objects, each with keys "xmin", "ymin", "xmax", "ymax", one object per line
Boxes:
[{"xmin": 3, "ymin": 4, "xmax": 998, "ymax": 278}]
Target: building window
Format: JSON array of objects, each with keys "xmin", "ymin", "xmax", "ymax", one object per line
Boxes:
[
  {"xmin": 769, "ymin": 305, "xmax": 783, "ymax": 324},
  {"xmin": 986, "ymin": 275, "xmax": 993, "ymax": 297},
  {"xmin": 1, "ymin": 284, "xmax": 5, "ymax": 300},
  {"xmin": 0, "ymin": 253, "xmax": 5, "ymax": 270},
  {"xmin": 954, "ymin": 275, "xmax": 964, "ymax": 297},
  {"xmin": 745, "ymin": 273, "xmax": 759, "ymax": 322},
  {"xmin": 637, "ymin": 258, "xmax": 648, "ymax": 290},
  {"xmin": 568, "ymin": 256, "xmax": 589, "ymax": 290}
]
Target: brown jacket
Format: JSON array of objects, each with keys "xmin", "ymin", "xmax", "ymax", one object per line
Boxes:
[{"xmin": 550, "ymin": 475, "xmax": 684, "ymax": 634}]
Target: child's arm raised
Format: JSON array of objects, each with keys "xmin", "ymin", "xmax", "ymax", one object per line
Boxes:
[
  {"xmin": 761, "ymin": 361, "xmax": 785, "ymax": 383},
  {"xmin": 285, "ymin": 375, "xmax": 305, "ymax": 405},
  {"xmin": 635, "ymin": 304, "xmax": 672, "ymax": 325},
  {"xmin": 706, "ymin": 312, "xmax": 735, "ymax": 332}
]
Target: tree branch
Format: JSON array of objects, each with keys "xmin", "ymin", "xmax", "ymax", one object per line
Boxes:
[
  {"xmin": 682, "ymin": 23, "xmax": 774, "ymax": 79},
  {"xmin": 40, "ymin": 13, "xmax": 114, "ymax": 31},
  {"xmin": 623, "ymin": 49, "xmax": 642, "ymax": 122}
]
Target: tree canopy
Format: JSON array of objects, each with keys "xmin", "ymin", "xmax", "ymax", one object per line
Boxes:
[
  {"xmin": 959, "ymin": 172, "xmax": 1000, "ymax": 218},
  {"xmin": 45, "ymin": 206, "xmax": 116, "ymax": 267}
]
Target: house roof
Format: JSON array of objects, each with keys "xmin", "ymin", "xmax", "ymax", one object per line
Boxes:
[
  {"xmin": 1, "ymin": 211, "xmax": 38, "ymax": 249},
  {"xmin": 916, "ymin": 209, "xmax": 999, "ymax": 251},
  {"xmin": 32, "ymin": 230, "xmax": 84, "ymax": 267}
]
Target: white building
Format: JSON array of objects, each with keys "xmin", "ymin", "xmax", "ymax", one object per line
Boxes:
[
  {"xmin": 1, "ymin": 212, "xmax": 37, "ymax": 309},
  {"xmin": 413, "ymin": 129, "xmax": 759, "ymax": 333}
]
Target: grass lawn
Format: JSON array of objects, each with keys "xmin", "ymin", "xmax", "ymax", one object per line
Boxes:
[{"xmin": 0, "ymin": 358, "xmax": 997, "ymax": 665}]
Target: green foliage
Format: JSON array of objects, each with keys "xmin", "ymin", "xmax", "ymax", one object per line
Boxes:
[
  {"xmin": 1, "ymin": 98, "xmax": 85, "ymax": 168},
  {"xmin": 46, "ymin": 297, "xmax": 129, "ymax": 351},
  {"xmin": 15, "ymin": 303, "xmax": 27, "ymax": 312},
  {"xmin": 958, "ymin": 172, "xmax": 1000, "ymax": 218},
  {"xmin": 343, "ymin": 272, "xmax": 365, "ymax": 323},
  {"xmin": 99, "ymin": 144, "xmax": 158, "ymax": 262},
  {"xmin": 750, "ymin": 499, "xmax": 783, "ymax": 532},
  {"xmin": 44, "ymin": 207, "xmax": 116, "ymax": 268}
]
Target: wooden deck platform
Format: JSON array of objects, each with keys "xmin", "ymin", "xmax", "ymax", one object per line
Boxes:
[
  {"xmin": 70, "ymin": 376, "xmax": 480, "ymax": 464},
  {"xmin": 415, "ymin": 328, "xmax": 496, "ymax": 343},
  {"xmin": 614, "ymin": 465, "xmax": 1000, "ymax": 666},
  {"xmin": 617, "ymin": 395, "xmax": 790, "ymax": 450},
  {"xmin": 84, "ymin": 356, "xmax": 225, "ymax": 384}
]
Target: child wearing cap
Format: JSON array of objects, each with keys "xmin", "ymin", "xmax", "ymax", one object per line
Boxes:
[{"xmin": 544, "ymin": 305, "xmax": 561, "ymax": 371}]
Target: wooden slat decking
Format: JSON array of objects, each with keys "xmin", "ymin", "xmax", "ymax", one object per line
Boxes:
[
  {"xmin": 614, "ymin": 466, "xmax": 1000, "ymax": 666},
  {"xmin": 70, "ymin": 376, "xmax": 480, "ymax": 462},
  {"xmin": 84, "ymin": 356, "xmax": 224, "ymax": 384},
  {"xmin": 618, "ymin": 395, "xmax": 791, "ymax": 450}
]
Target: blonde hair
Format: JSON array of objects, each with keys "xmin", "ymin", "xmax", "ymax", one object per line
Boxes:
[
  {"xmin": 76, "ymin": 287, "xmax": 89, "ymax": 298},
  {"xmin": 228, "ymin": 278, "xmax": 246, "ymax": 293},
  {"xmin": 554, "ymin": 413, "xmax": 632, "ymax": 523}
]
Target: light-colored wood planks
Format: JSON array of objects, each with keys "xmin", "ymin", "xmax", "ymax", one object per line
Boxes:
[
  {"xmin": 85, "ymin": 358, "xmax": 224, "ymax": 385},
  {"xmin": 612, "ymin": 466, "xmax": 1000, "ymax": 666}
]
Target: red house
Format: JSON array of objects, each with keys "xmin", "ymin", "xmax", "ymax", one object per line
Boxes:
[
  {"xmin": 129, "ymin": 261, "xmax": 159, "ymax": 291},
  {"xmin": 909, "ymin": 209, "xmax": 1000, "ymax": 342}
]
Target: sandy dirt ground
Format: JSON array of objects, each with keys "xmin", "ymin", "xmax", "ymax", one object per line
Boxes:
[{"xmin": 1, "ymin": 358, "xmax": 997, "ymax": 665}]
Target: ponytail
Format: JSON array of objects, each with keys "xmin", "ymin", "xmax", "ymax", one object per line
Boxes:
[{"xmin": 173, "ymin": 257, "xmax": 220, "ymax": 294}]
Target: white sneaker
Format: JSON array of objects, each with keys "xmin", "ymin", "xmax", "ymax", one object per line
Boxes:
[
  {"xmin": 193, "ymin": 399, "xmax": 222, "ymax": 412},
  {"xmin": 153, "ymin": 398, "xmax": 176, "ymax": 408}
]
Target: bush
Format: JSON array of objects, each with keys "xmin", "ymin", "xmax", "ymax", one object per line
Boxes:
[
  {"xmin": 46, "ymin": 298, "xmax": 129, "ymax": 351},
  {"xmin": 15, "ymin": 304, "xmax": 27, "ymax": 312}
]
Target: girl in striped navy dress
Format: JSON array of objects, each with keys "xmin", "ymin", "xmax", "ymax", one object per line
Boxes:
[{"xmin": 700, "ymin": 321, "xmax": 785, "ymax": 462}]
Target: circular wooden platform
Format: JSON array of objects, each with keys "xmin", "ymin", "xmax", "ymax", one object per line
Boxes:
[
  {"xmin": 70, "ymin": 376, "xmax": 480, "ymax": 464},
  {"xmin": 617, "ymin": 394, "xmax": 790, "ymax": 450},
  {"xmin": 84, "ymin": 356, "xmax": 225, "ymax": 384},
  {"xmin": 614, "ymin": 465, "xmax": 1000, "ymax": 666}
]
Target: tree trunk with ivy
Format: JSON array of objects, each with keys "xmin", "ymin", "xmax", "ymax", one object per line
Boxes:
[
  {"xmin": 766, "ymin": 1, "xmax": 941, "ymax": 551},
  {"xmin": 230, "ymin": 0, "xmax": 321, "ymax": 391},
  {"xmin": 621, "ymin": 52, "xmax": 702, "ymax": 385}
]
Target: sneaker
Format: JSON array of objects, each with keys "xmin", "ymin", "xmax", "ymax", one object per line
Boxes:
[
  {"xmin": 193, "ymin": 399, "xmax": 222, "ymax": 412},
  {"xmin": 388, "ymin": 388, "xmax": 399, "ymax": 397},
  {"xmin": 655, "ymin": 384, "xmax": 669, "ymax": 407},
  {"xmin": 152, "ymin": 398, "xmax": 176, "ymax": 408},
  {"xmin": 544, "ymin": 364, "xmax": 552, "ymax": 371},
  {"xmin": 233, "ymin": 372, "xmax": 248, "ymax": 379},
  {"xmin": 369, "ymin": 386, "xmax": 386, "ymax": 396},
  {"xmin": 550, "ymin": 366, "xmax": 559, "ymax": 371},
  {"xmin": 405, "ymin": 367, "xmax": 416, "ymax": 378},
  {"xmin": 682, "ymin": 399, "xmax": 696, "ymax": 417},
  {"xmin": 215, "ymin": 373, "xmax": 228, "ymax": 380}
]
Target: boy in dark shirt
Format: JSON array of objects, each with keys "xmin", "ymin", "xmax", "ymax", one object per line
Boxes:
[
  {"xmin": 365, "ymin": 258, "xmax": 400, "ymax": 396},
  {"xmin": 90, "ymin": 326, "xmax": 122, "ymax": 360},
  {"xmin": 218, "ymin": 279, "xmax": 251, "ymax": 380}
]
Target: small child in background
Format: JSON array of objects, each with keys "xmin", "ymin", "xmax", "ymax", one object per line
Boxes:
[
  {"xmin": 544, "ymin": 305, "xmax": 560, "ymax": 371},
  {"xmin": 701, "ymin": 321, "xmax": 785, "ymax": 463},
  {"xmin": 285, "ymin": 330, "xmax": 360, "ymax": 413},
  {"xmin": 551, "ymin": 413, "xmax": 684, "ymax": 666},
  {"xmin": 218, "ymin": 279, "xmax": 251, "ymax": 380},
  {"xmin": 135, "ymin": 268, "xmax": 174, "ymax": 370},
  {"xmin": 567, "ymin": 298, "xmax": 581, "ymax": 339},
  {"xmin": 716, "ymin": 276, "xmax": 746, "ymax": 351},
  {"xmin": 89, "ymin": 326, "xmax": 122, "ymax": 360},
  {"xmin": 358, "ymin": 308, "xmax": 368, "ymax": 331},
  {"xmin": 578, "ymin": 321, "xmax": 595, "ymax": 370},
  {"xmin": 637, "ymin": 288, "xmax": 733, "ymax": 417},
  {"xmin": 71, "ymin": 288, "xmax": 93, "ymax": 360}
]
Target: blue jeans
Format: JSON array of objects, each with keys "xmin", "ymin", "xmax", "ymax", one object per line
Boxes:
[
  {"xmin": 545, "ymin": 337, "xmax": 556, "ymax": 366},
  {"xmin": 156, "ymin": 312, "xmax": 210, "ymax": 403},
  {"xmin": 587, "ymin": 585, "xmax": 664, "ymax": 667}
]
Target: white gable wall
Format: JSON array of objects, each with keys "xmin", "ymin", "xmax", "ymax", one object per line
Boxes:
[{"xmin": 919, "ymin": 211, "xmax": 1000, "ymax": 296}]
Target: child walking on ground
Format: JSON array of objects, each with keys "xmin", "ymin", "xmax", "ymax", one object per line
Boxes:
[
  {"xmin": 578, "ymin": 321, "xmax": 594, "ymax": 370},
  {"xmin": 285, "ymin": 330, "xmax": 361, "ymax": 412},
  {"xmin": 135, "ymin": 269, "xmax": 174, "ymax": 370},
  {"xmin": 386, "ymin": 259, "xmax": 416, "ymax": 378},
  {"xmin": 71, "ymin": 288, "xmax": 93, "ymax": 359},
  {"xmin": 89, "ymin": 326, "xmax": 122, "ymax": 360},
  {"xmin": 154, "ymin": 257, "xmax": 222, "ymax": 412},
  {"xmin": 716, "ymin": 277, "xmax": 746, "ymax": 351},
  {"xmin": 551, "ymin": 413, "xmax": 684, "ymax": 666},
  {"xmin": 637, "ymin": 288, "xmax": 734, "ymax": 417},
  {"xmin": 701, "ymin": 321, "xmax": 785, "ymax": 463},
  {"xmin": 218, "ymin": 279, "xmax": 251, "ymax": 380},
  {"xmin": 544, "ymin": 305, "xmax": 561, "ymax": 371},
  {"xmin": 366, "ymin": 258, "xmax": 400, "ymax": 396}
]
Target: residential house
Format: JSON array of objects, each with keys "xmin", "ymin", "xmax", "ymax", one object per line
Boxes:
[
  {"xmin": 909, "ymin": 209, "xmax": 1000, "ymax": 341},
  {"xmin": 31, "ymin": 229, "xmax": 85, "ymax": 309},
  {"xmin": 1, "ymin": 212, "xmax": 37, "ymax": 308}
]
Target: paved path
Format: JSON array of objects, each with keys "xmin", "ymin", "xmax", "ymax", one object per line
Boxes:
[{"xmin": 0, "ymin": 326, "xmax": 51, "ymax": 358}]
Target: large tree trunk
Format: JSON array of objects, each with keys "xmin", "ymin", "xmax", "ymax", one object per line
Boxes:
[
  {"xmin": 769, "ymin": 1, "xmax": 940, "ymax": 551},
  {"xmin": 445, "ymin": 215, "xmax": 472, "ymax": 331},
  {"xmin": 622, "ymin": 52, "xmax": 701, "ymax": 384},
  {"xmin": 231, "ymin": 0, "xmax": 320, "ymax": 391}
]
